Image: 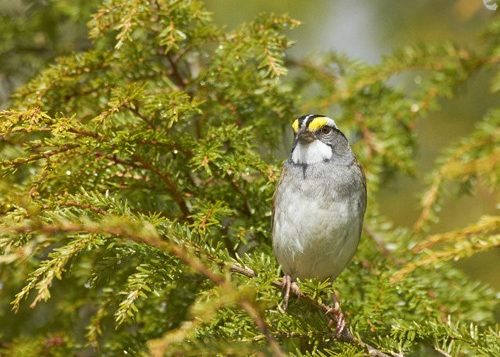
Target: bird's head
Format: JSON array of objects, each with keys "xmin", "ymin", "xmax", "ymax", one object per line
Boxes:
[{"xmin": 290, "ymin": 114, "xmax": 352, "ymax": 165}]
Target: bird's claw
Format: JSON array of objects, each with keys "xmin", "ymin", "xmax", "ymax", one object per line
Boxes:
[
  {"xmin": 282, "ymin": 275, "xmax": 292, "ymax": 310},
  {"xmin": 281, "ymin": 275, "xmax": 300, "ymax": 311},
  {"xmin": 326, "ymin": 292, "xmax": 346, "ymax": 337}
]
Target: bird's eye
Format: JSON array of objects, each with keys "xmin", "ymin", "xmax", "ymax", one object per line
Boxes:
[{"xmin": 319, "ymin": 126, "xmax": 332, "ymax": 135}]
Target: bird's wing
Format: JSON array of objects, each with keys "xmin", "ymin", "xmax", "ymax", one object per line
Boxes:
[
  {"xmin": 355, "ymin": 159, "xmax": 367, "ymax": 215},
  {"xmin": 271, "ymin": 163, "xmax": 288, "ymax": 234}
]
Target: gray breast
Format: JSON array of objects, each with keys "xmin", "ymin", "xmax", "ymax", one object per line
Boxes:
[{"xmin": 272, "ymin": 160, "xmax": 366, "ymax": 280}]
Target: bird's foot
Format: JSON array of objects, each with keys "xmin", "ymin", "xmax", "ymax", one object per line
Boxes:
[
  {"xmin": 281, "ymin": 275, "xmax": 300, "ymax": 311},
  {"xmin": 326, "ymin": 291, "xmax": 346, "ymax": 337}
]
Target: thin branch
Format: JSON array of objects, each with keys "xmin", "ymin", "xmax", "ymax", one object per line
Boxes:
[
  {"xmin": 414, "ymin": 150, "xmax": 498, "ymax": 234},
  {"xmin": 173, "ymin": 44, "xmax": 194, "ymax": 64},
  {"xmin": 126, "ymin": 103, "xmax": 155, "ymax": 128},
  {"xmin": 67, "ymin": 127, "xmax": 101, "ymax": 139},
  {"xmin": 392, "ymin": 233, "xmax": 499, "ymax": 283},
  {"xmin": 149, "ymin": 8, "xmax": 190, "ymax": 91},
  {"xmin": 412, "ymin": 215, "xmax": 500, "ymax": 253},
  {"xmin": 229, "ymin": 263, "xmax": 256, "ymax": 278},
  {"xmin": 229, "ymin": 179, "xmax": 253, "ymax": 217},
  {"xmin": 4, "ymin": 221, "xmax": 285, "ymax": 356},
  {"xmin": 94, "ymin": 152, "xmax": 192, "ymax": 221},
  {"xmin": 132, "ymin": 154, "xmax": 192, "ymax": 221},
  {"xmin": 239, "ymin": 300, "xmax": 286, "ymax": 357},
  {"xmin": 229, "ymin": 264, "xmax": 391, "ymax": 357},
  {"xmin": 434, "ymin": 348, "xmax": 452, "ymax": 357},
  {"xmin": 57, "ymin": 201, "xmax": 107, "ymax": 215},
  {"xmin": 1, "ymin": 144, "xmax": 79, "ymax": 169},
  {"xmin": 166, "ymin": 54, "xmax": 187, "ymax": 88}
]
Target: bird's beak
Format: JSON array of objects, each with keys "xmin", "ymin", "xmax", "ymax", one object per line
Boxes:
[{"xmin": 298, "ymin": 128, "xmax": 315, "ymax": 144}]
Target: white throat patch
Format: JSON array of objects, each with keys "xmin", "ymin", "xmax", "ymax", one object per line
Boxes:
[{"xmin": 291, "ymin": 140, "xmax": 332, "ymax": 164}]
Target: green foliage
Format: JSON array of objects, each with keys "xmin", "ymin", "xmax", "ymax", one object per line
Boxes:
[
  {"xmin": 0, "ymin": 0, "xmax": 100, "ymax": 106},
  {"xmin": 0, "ymin": 1, "xmax": 498, "ymax": 356}
]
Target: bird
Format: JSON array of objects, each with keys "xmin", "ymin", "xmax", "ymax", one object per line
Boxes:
[{"xmin": 272, "ymin": 114, "xmax": 366, "ymax": 335}]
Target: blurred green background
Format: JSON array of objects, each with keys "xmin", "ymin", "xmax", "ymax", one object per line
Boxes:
[{"xmin": 1, "ymin": 0, "xmax": 498, "ymax": 288}]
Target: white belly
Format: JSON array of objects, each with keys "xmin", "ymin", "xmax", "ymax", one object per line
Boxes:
[{"xmin": 273, "ymin": 179, "xmax": 363, "ymax": 280}]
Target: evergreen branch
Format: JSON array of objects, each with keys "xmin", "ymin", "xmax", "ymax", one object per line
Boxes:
[
  {"xmin": 1, "ymin": 2, "xmax": 499, "ymax": 355},
  {"xmin": 11, "ymin": 234, "xmax": 101, "ymax": 311},
  {"xmin": 393, "ymin": 216, "xmax": 500, "ymax": 282},
  {"xmin": 285, "ymin": 57, "xmax": 341, "ymax": 84},
  {"xmin": 113, "ymin": 0, "xmax": 143, "ymax": 50},
  {"xmin": 414, "ymin": 151, "xmax": 498, "ymax": 232},
  {"xmin": 59, "ymin": 201, "xmax": 108, "ymax": 215},
  {"xmin": 414, "ymin": 174, "xmax": 443, "ymax": 234},
  {"xmin": 229, "ymin": 263, "xmax": 256, "ymax": 278},
  {"xmin": 434, "ymin": 347, "xmax": 452, "ymax": 357},
  {"xmin": 86, "ymin": 303, "xmax": 109, "ymax": 345},
  {"xmin": 238, "ymin": 299, "xmax": 286, "ymax": 357},
  {"xmin": 1, "ymin": 144, "xmax": 79, "ymax": 170},
  {"xmin": 115, "ymin": 264, "xmax": 154, "ymax": 326},
  {"xmin": 228, "ymin": 178, "xmax": 253, "ymax": 217},
  {"xmin": 92, "ymin": 152, "xmax": 192, "ymax": 220},
  {"xmin": 126, "ymin": 103, "xmax": 155, "ymax": 128},
  {"xmin": 395, "ymin": 234, "xmax": 499, "ymax": 280},
  {"xmin": 354, "ymin": 113, "xmax": 379, "ymax": 160},
  {"xmin": 261, "ymin": 46, "xmax": 287, "ymax": 77},
  {"xmin": 148, "ymin": 317, "xmax": 204, "ymax": 356},
  {"xmin": 414, "ymin": 114, "xmax": 499, "ymax": 233},
  {"xmin": 229, "ymin": 264, "xmax": 391, "ymax": 357},
  {"xmin": 132, "ymin": 154, "xmax": 192, "ymax": 221},
  {"xmin": 289, "ymin": 43, "xmax": 490, "ymax": 109},
  {"xmin": 412, "ymin": 215, "xmax": 500, "ymax": 253},
  {"xmin": 122, "ymin": 223, "xmax": 285, "ymax": 357},
  {"xmin": 3, "ymin": 219, "xmax": 285, "ymax": 356}
]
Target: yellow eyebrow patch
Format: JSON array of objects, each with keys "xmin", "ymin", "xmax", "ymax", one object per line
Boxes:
[
  {"xmin": 307, "ymin": 117, "xmax": 328, "ymax": 132},
  {"xmin": 291, "ymin": 119, "xmax": 299, "ymax": 133}
]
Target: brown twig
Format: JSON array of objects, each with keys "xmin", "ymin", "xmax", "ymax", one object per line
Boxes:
[
  {"xmin": 238, "ymin": 299, "xmax": 286, "ymax": 357},
  {"xmin": 133, "ymin": 155, "xmax": 192, "ymax": 221},
  {"xmin": 229, "ymin": 263, "xmax": 256, "ymax": 278},
  {"xmin": 126, "ymin": 103, "xmax": 155, "ymax": 129},
  {"xmin": 67, "ymin": 127, "xmax": 101, "ymax": 139},
  {"xmin": 58, "ymin": 201, "xmax": 107, "ymax": 215},
  {"xmin": 166, "ymin": 53, "xmax": 187, "ymax": 88},
  {"xmin": 1, "ymin": 144, "xmax": 79, "ymax": 169}
]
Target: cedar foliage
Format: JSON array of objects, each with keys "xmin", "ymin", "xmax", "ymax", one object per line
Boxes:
[{"xmin": 0, "ymin": 1, "xmax": 499, "ymax": 356}]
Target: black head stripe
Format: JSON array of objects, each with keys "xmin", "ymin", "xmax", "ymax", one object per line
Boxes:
[
  {"xmin": 297, "ymin": 114, "xmax": 310, "ymax": 128},
  {"xmin": 297, "ymin": 114, "xmax": 328, "ymax": 129}
]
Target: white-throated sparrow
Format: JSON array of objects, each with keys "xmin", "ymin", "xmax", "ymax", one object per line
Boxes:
[{"xmin": 272, "ymin": 114, "xmax": 366, "ymax": 333}]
